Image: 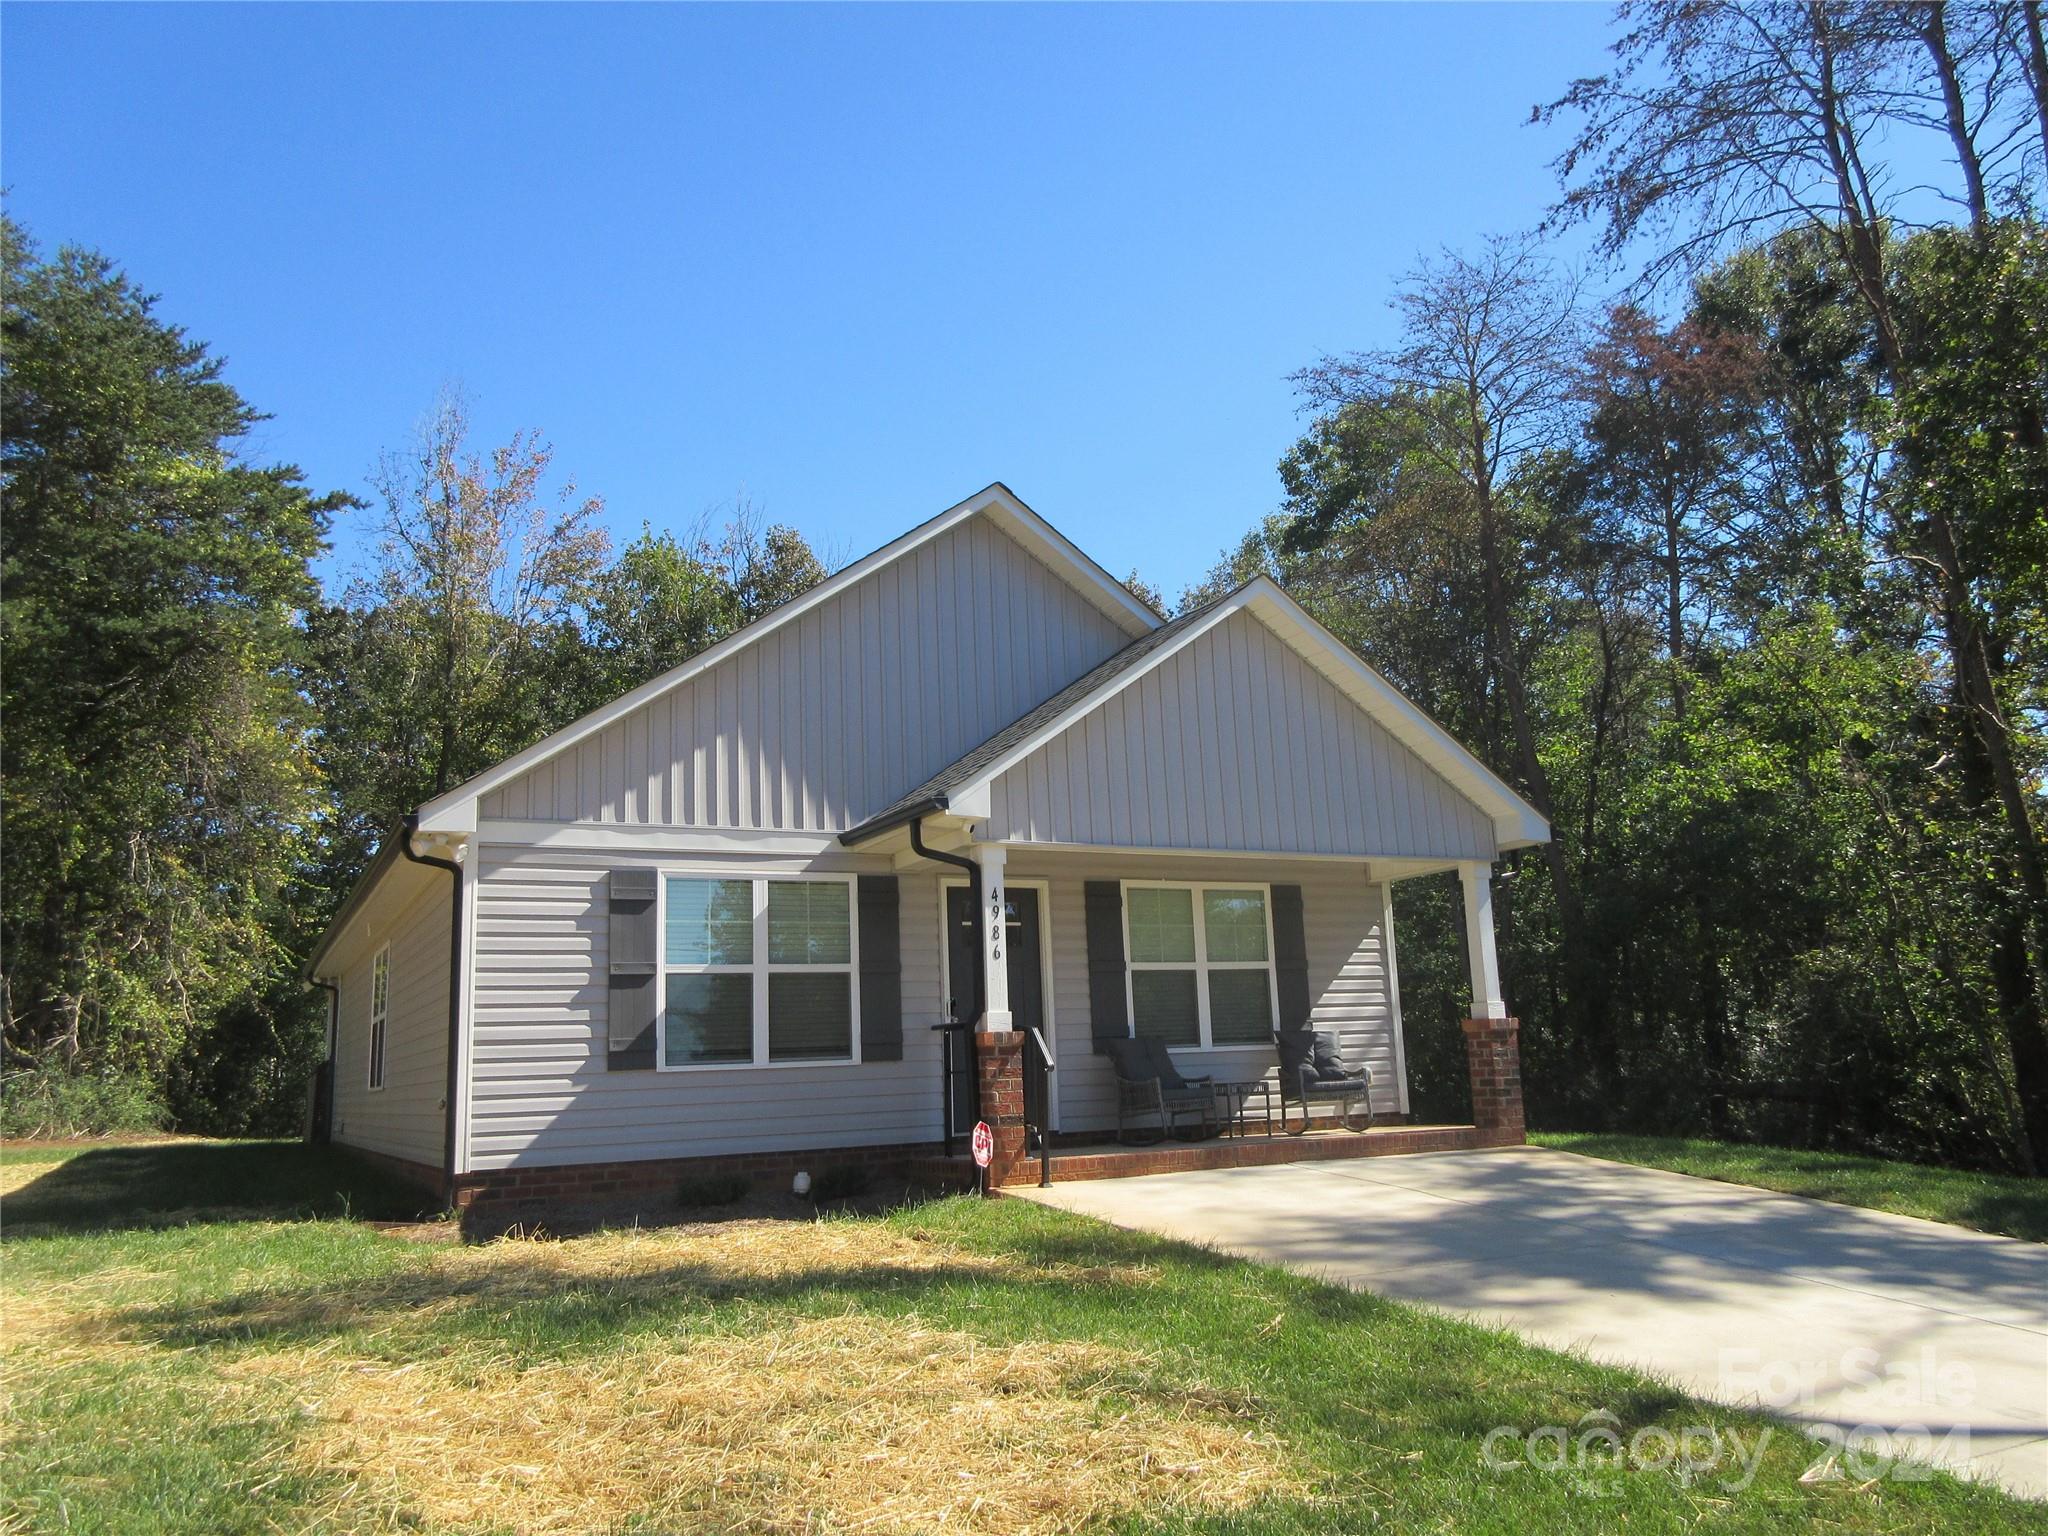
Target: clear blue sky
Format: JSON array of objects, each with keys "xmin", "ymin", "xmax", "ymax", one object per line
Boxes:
[{"xmin": 5, "ymin": 2, "xmax": 1619, "ymax": 600}]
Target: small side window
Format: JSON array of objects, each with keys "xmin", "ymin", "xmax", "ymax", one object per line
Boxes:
[{"xmin": 368, "ymin": 946, "xmax": 390, "ymax": 1090}]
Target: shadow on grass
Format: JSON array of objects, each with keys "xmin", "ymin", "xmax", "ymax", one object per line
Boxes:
[
  {"xmin": 1542, "ymin": 1133, "xmax": 2048, "ymax": 1243},
  {"xmin": 3, "ymin": 1141, "xmax": 441, "ymax": 1233},
  {"xmin": 84, "ymin": 1204, "xmax": 1727, "ymax": 1509},
  {"xmin": 18, "ymin": 1147, "xmax": 2037, "ymax": 1531}
]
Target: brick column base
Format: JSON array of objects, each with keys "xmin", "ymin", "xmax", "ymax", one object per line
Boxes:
[
  {"xmin": 972, "ymin": 1031, "xmax": 1029, "ymax": 1190},
  {"xmin": 1461, "ymin": 1016, "xmax": 1526, "ymax": 1146}
]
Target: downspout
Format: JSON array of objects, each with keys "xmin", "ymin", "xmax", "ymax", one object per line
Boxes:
[
  {"xmin": 908, "ymin": 818, "xmax": 984, "ymax": 1157},
  {"xmin": 909, "ymin": 818, "xmax": 982, "ymax": 1023},
  {"xmin": 399, "ymin": 815, "xmax": 465, "ymax": 1194},
  {"xmin": 307, "ymin": 977, "xmax": 339, "ymax": 1144}
]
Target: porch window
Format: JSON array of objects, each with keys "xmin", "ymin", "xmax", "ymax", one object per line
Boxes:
[
  {"xmin": 1122, "ymin": 882, "xmax": 1277, "ymax": 1048},
  {"xmin": 660, "ymin": 874, "xmax": 858, "ymax": 1068}
]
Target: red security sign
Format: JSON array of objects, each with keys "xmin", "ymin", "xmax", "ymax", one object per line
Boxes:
[{"xmin": 970, "ymin": 1120, "xmax": 994, "ymax": 1168}]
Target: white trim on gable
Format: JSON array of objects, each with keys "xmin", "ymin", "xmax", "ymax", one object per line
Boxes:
[
  {"xmin": 947, "ymin": 578, "xmax": 1550, "ymax": 851},
  {"xmin": 413, "ymin": 484, "xmax": 1160, "ymax": 835}
]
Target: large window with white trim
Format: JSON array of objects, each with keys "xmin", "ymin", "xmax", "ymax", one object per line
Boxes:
[
  {"xmin": 660, "ymin": 874, "xmax": 858, "ymax": 1068},
  {"xmin": 367, "ymin": 945, "xmax": 390, "ymax": 1089},
  {"xmin": 1123, "ymin": 882, "xmax": 1277, "ymax": 1048}
]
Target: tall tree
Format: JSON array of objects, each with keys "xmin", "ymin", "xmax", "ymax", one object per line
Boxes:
[
  {"xmin": 0, "ymin": 219, "xmax": 342, "ymax": 1077},
  {"xmin": 1546, "ymin": 0, "xmax": 2048, "ymax": 1167},
  {"xmin": 304, "ymin": 394, "xmax": 609, "ymax": 893},
  {"xmin": 580, "ymin": 525, "xmax": 738, "ymax": 701},
  {"xmin": 365, "ymin": 390, "xmax": 610, "ymax": 799},
  {"xmin": 700, "ymin": 495, "xmax": 830, "ymax": 622},
  {"xmin": 1293, "ymin": 236, "xmax": 1591, "ymax": 949},
  {"xmin": 1574, "ymin": 303, "xmax": 1765, "ymax": 713}
]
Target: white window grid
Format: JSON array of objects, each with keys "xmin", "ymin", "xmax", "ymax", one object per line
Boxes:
[
  {"xmin": 1120, "ymin": 879, "xmax": 1280, "ymax": 1050},
  {"xmin": 655, "ymin": 871, "xmax": 862, "ymax": 1070}
]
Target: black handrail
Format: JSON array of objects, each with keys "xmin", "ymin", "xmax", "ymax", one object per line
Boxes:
[{"xmin": 1026, "ymin": 1025, "xmax": 1056, "ymax": 1188}]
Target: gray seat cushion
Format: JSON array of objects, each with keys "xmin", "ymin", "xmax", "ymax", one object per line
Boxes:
[{"xmin": 1303, "ymin": 1075, "xmax": 1370, "ymax": 1096}]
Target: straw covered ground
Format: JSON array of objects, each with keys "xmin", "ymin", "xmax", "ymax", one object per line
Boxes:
[{"xmin": 3, "ymin": 1139, "xmax": 2043, "ymax": 1535}]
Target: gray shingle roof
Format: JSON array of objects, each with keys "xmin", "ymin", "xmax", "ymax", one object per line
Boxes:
[{"xmin": 840, "ymin": 587, "xmax": 1241, "ymax": 844}]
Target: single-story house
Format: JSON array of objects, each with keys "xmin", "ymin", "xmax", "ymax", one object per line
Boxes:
[{"xmin": 305, "ymin": 484, "xmax": 1544, "ymax": 1209}]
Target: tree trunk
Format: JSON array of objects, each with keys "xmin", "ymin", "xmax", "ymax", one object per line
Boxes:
[
  {"xmin": 1940, "ymin": 566, "xmax": 2048, "ymax": 1171},
  {"xmin": 1467, "ymin": 423, "xmax": 1598, "ymax": 1081},
  {"xmin": 1812, "ymin": 7, "xmax": 2048, "ymax": 1170},
  {"xmin": 1700, "ymin": 937, "xmax": 1730, "ymax": 1139},
  {"xmin": 1663, "ymin": 500, "xmax": 1687, "ymax": 721},
  {"xmin": 1471, "ymin": 457, "xmax": 1578, "ymax": 928},
  {"xmin": 1920, "ymin": 4, "xmax": 1990, "ymax": 231},
  {"xmin": 2022, "ymin": 0, "xmax": 2048, "ymax": 167}
]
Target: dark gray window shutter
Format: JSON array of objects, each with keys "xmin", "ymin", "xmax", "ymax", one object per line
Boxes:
[
  {"xmin": 1084, "ymin": 880, "xmax": 1129, "ymax": 1054},
  {"xmin": 607, "ymin": 868, "xmax": 659, "ymax": 1070},
  {"xmin": 857, "ymin": 875, "xmax": 902, "ymax": 1062},
  {"xmin": 1271, "ymin": 883, "xmax": 1311, "ymax": 1032}
]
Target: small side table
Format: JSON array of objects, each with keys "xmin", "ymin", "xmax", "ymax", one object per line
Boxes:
[{"xmin": 1212, "ymin": 1080, "xmax": 1275, "ymax": 1139}]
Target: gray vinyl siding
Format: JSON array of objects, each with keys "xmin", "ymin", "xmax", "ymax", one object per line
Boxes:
[
  {"xmin": 467, "ymin": 842, "xmax": 946, "ymax": 1171},
  {"xmin": 331, "ymin": 879, "xmax": 450, "ymax": 1169},
  {"xmin": 983, "ymin": 610, "xmax": 1496, "ymax": 860},
  {"xmin": 478, "ymin": 515, "xmax": 1136, "ymax": 831},
  {"xmin": 1003, "ymin": 851, "xmax": 1405, "ymax": 1133}
]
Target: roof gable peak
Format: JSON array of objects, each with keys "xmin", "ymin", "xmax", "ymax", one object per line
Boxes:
[
  {"xmin": 846, "ymin": 577, "xmax": 1549, "ymax": 852},
  {"xmin": 412, "ymin": 483, "xmax": 1159, "ymax": 833}
]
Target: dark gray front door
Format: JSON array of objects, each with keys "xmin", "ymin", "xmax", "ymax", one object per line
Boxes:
[{"xmin": 946, "ymin": 885, "xmax": 1048, "ymax": 1136}]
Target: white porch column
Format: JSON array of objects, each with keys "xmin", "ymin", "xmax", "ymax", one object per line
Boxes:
[
  {"xmin": 1458, "ymin": 861, "xmax": 1508, "ymax": 1020},
  {"xmin": 978, "ymin": 843, "xmax": 1012, "ymax": 1031}
]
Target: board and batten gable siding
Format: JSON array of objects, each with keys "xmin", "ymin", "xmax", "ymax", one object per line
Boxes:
[
  {"xmin": 467, "ymin": 842, "xmax": 945, "ymax": 1172},
  {"xmin": 330, "ymin": 877, "xmax": 450, "ymax": 1169},
  {"xmin": 477, "ymin": 516, "xmax": 1136, "ymax": 832},
  {"xmin": 982, "ymin": 610, "xmax": 1496, "ymax": 861},
  {"xmin": 1002, "ymin": 852, "xmax": 1406, "ymax": 1132}
]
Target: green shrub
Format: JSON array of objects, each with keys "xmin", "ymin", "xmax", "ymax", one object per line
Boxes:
[
  {"xmin": 675, "ymin": 1172, "xmax": 751, "ymax": 1208},
  {"xmin": 0, "ymin": 1060, "xmax": 168, "ymax": 1139},
  {"xmin": 807, "ymin": 1164, "xmax": 871, "ymax": 1204}
]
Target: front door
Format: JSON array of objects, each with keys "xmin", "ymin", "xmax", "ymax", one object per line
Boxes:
[{"xmin": 945, "ymin": 884, "xmax": 1049, "ymax": 1139}]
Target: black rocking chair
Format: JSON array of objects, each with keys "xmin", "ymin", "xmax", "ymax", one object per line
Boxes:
[
  {"xmin": 1106, "ymin": 1037, "xmax": 1218, "ymax": 1144},
  {"xmin": 1274, "ymin": 1027, "xmax": 1375, "ymax": 1135}
]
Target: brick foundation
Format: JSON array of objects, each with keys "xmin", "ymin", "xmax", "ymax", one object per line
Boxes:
[
  {"xmin": 330, "ymin": 1140, "xmax": 959, "ymax": 1227},
  {"xmin": 448, "ymin": 1139, "xmax": 949, "ymax": 1217},
  {"xmin": 1461, "ymin": 1015, "xmax": 1526, "ymax": 1146},
  {"xmin": 972, "ymin": 1031, "xmax": 1029, "ymax": 1192}
]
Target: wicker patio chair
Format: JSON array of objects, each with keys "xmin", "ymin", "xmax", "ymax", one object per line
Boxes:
[{"xmin": 1106, "ymin": 1037, "xmax": 1218, "ymax": 1144}]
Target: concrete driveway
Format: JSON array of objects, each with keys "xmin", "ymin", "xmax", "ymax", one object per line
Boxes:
[{"xmin": 1013, "ymin": 1146, "xmax": 2048, "ymax": 1498}]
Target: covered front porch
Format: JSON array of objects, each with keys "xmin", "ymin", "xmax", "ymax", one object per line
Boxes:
[
  {"xmin": 835, "ymin": 580, "xmax": 1542, "ymax": 1190},
  {"xmin": 856, "ymin": 822, "xmax": 1528, "ymax": 1191}
]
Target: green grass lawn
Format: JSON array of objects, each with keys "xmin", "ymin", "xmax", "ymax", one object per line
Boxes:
[
  {"xmin": 4, "ymin": 1140, "xmax": 2043, "ymax": 1534},
  {"xmin": 1531, "ymin": 1133, "xmax": 2048, "ymax": 1243}
]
